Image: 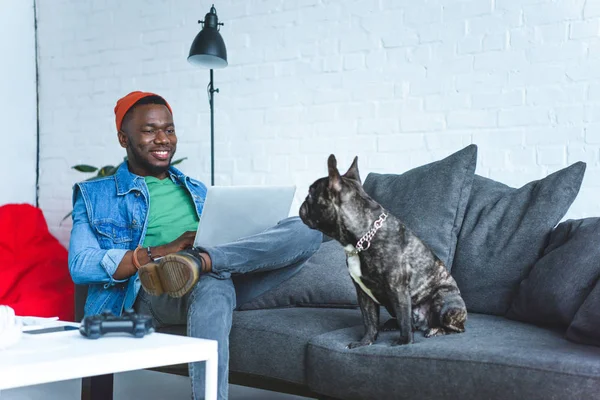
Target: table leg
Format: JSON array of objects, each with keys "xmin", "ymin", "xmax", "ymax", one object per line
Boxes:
[
  {"xmin": 81, "ymin": 374, "xmax": 114, "ymax": 400},
  {"xmin": 204, "ymin": 348, "xmax": 218, "ymax": 400}
]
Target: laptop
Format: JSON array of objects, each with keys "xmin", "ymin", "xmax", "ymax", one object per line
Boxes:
[{"xmin": 193, "ymin": 185, "xmax": 296, "ymax": 248}]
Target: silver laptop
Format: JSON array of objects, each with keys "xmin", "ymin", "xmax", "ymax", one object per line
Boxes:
[{"xmin": 193, "ymin": 185, "xmax": 296, "ymax": 248}]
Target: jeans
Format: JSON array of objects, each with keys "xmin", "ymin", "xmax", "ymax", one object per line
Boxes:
[{"xmin": 134, "ymin": 216, "xmax": 322, "ymax": 400}]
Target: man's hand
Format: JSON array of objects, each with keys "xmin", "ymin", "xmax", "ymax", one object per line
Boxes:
[{"xmin": 159, "ymin": 231, "xmax": 196, "ymax": 255}]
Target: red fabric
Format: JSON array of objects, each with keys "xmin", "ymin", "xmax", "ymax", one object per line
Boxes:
[{"xmin": 0, "ymin": 204, "xmax": 73, "ymax": 321}]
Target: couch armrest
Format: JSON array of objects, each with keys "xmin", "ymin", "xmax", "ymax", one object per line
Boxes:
[{"xmin": 74, "ymin": 284, "xmax": 88, "ymax": 321}]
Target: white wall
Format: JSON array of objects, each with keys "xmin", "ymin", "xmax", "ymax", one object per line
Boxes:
[
  {"xmin": 35, "ymin": 0, "xmax": 600, "ymax": 245},
  {"xmin": 0, "ymin": 0, "xmax": 37, "ymax": 206}
]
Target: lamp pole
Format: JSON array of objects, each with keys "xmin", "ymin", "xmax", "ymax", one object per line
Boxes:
[
  {"xmin": 208, "ymin": 69, "xmax": 219, "ymax": 186},
  {"xmin": 187, "ymin": 4, "xmax": 227, "ymax": 187}
]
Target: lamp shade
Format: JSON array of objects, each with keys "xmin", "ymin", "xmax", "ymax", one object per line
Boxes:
[{"xmin": 188, "ymin": 6, "xmax": 227, "ymax": 69}]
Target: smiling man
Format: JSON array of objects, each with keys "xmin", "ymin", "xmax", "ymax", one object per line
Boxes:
[
  {"xmin": 118, "ymin": 93, "xmax": 176, "ymax": 177},
  {"xmin": 68, "ymin": 91, "xmax": 322, "ymax": 400}
]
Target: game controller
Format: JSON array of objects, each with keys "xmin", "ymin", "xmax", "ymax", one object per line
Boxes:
[{"xmin": 79, "ymin": 309, "xmax": 154, "ymax": 339}]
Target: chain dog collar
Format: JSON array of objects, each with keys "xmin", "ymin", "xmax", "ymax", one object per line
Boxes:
[{"xmin": 345, "ymin": 213, "xmax": 388, "ymax": 256}]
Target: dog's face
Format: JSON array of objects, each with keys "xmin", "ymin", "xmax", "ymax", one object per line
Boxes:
[{"xmin": 299, "ymin": 154, "xmax": 362, "ymax": 239}]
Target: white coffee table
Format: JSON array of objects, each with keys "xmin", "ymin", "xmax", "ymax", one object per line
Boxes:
[{"xmin": 0, "ymin": 325, "xmax": 218, "ymax": 400}]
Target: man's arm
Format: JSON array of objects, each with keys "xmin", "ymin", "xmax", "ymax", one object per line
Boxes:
[
  {"xmin": 68, "ymin": 190, "xmax": 130, "ymax": 286},
  {"xmin": 68, "ymin": 189, "xmax": 197, "ymax": 284}
]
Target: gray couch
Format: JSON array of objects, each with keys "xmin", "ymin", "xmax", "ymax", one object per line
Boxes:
[{"xmin": 76, "ymin": 145, "xmax": 600, "ymax": 399}]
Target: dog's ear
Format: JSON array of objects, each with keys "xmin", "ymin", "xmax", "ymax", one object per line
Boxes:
[
  {"xmin": 327, "ymin": 154, "xmax": 342, "ymax": 192},
  {"xmin": 343, "ymin": 156, "xmax": 361, "ymax": 183}
]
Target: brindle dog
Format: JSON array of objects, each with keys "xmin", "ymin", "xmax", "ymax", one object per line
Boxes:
[{"xmin": 299, "ymin": 155, "xmax": 467, "ymax": 348}]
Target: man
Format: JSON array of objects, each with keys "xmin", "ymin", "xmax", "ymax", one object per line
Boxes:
[{"xmin": 68, "ymin": 91, "xmax": 322, "ymax": 400}]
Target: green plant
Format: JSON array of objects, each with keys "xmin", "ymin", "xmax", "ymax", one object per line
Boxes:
[{"xmin": 62, "ymin": 156, "xmax": 186, "ymax": 223}]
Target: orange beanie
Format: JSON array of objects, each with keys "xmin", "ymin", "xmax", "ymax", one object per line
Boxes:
[{"xmin": 114, "ymin": 91, "xmax": 173, "ymax": 131}]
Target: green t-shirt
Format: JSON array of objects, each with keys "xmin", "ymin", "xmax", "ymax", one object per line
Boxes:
[{"xmin": 142, "ymin": 176, "xmax": 200, "ymax": 248}]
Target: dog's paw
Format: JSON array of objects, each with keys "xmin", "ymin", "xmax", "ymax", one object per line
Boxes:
[
  {"xmin": 346, "ymin": 340, "xmax": 373, "ymax": 349},
  {"xmin": 425, "ymin": 327, "xmax": 446, "ymax": 338},
  {"xmin": 391, "ymin": 335, "xmax": 412, "ymax": 346}
]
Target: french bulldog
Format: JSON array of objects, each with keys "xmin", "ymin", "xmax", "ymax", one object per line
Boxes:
[{"xmin": 299, "ymin": 155, "xmax": 467, "ymax": 348}]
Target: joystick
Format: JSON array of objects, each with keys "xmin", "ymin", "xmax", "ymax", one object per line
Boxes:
[{"xmin": 79, "ymin": 309, "xmax": 154, "ymax": 339}]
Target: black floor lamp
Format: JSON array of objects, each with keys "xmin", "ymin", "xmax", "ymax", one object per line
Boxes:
[{"xmin": 188, "ymin": 4, "xmax": 228, "ymax": 186}]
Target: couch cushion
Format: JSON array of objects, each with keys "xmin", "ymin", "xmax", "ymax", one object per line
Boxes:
[
  {"xmin": 238, "ymin": 240, "xmax": 357, "ymax": 310},
  {"xmin": 229, "ymin": 307, "xmax": 362, "ymax": 385},
  {"xmin": 451, "ymin": 162, "xmax": 586, "ymax": 316},
  {"xmin": 307, "ymin": 313, "xmax": 600, "ymax": 400},
  {"xmin": 362, "ymin": 144, "xmax": 477, "ymax": 270},
  {"xmin": 507, "ymin": 218, "xmax": 600, "ymax": 328}
]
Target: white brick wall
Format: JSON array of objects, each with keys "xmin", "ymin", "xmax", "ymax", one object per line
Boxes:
[
  {"xmin": 35, "ymin": 0, "xmax": 600, "ymax": 246},
  {"xmin": 1, "ymin": 0, "xmax": 37, "ymax": 206}
]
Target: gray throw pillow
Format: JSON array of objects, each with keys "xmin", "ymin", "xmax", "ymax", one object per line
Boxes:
[
  {"xmin": 362, "ymin": 144, "xmax": 478, "ymax": 270},
  {"xmin": 567, "ymin": 277, "xmax": 600, "ymax": 347},
  {"xmin": 452, "ymin": 162, "xmax": 586, "ymax": 316},
  {"xmin": 507, "ymin": 218, "xmax": 600, "ymax": 328},
  {"xmin": 238, "ymin": 240, "xmax": 358, "ymax": 310}
]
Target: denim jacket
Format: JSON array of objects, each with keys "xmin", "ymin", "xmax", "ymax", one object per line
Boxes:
[{"xmin": 68, "ymin": 162, "xmax": 207, "ymax": 317}]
